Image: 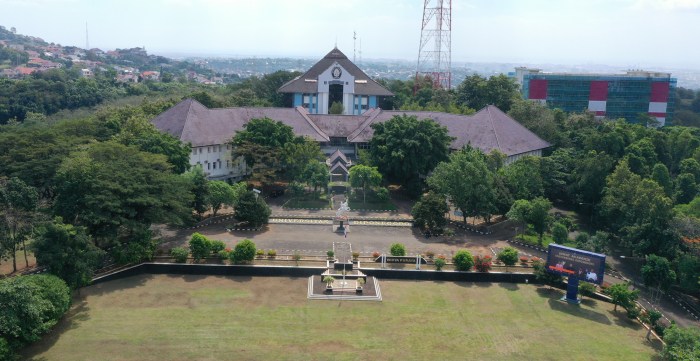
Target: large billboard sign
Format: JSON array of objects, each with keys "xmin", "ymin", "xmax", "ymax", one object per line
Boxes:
[{"xmin": 545, "ymin": 244, "xmax": 606, "ymax": 285}]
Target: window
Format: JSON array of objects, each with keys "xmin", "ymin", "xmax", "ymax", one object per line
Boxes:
[
  {"xmin": 207, "ymin": 146, "xmax": 211, "ymax": 153},
  {"xmin": 226, "ymin": 160, "xmax": 230, "ymax": 168},
  {"xmin": 192, "ymin": 148, "xmax": 196, "ymax": 155},
  {"xmin": 357, "ymin": 143, "xmax": 371, "ymax": 150},
  {"xmin": 207, "ymin": 162, "xmax": 210, "ymax": 170},
  {"xmin": 199, "ymin": 148, "xmax": 202, "ymax": 154},
  {"xmin": 213, "ymin": 162, "xmax": 216, "ymax": 169}
]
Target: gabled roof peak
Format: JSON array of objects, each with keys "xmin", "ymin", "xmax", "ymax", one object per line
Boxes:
[{"xmin": 324, "ymin": 47, "xmax": 348, "ymax": 60}]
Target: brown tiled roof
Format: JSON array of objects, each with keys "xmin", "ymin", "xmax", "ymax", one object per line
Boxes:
[
  {"xmin": 152, "ymin": 100, "xmax": 550, "ymax": 157},
  {"xmin": 278, "ymin": 48, "xmax": 393, "ymax": 96},
  {"xmin": 308, "ymin": 114, "xmax": 367, "ymax": 137},
  {"xmin": 348, "ymin": 106, "xmax": 551, "ymax": 157},
  {"xmin": 328, "ymin": 149, "xmax": 349, "ymax": 164},
  {"xmin": 150, "ymin": 99, "xmax": 329, "ymax": 147},
  {"xmin": 330, "ymin": 162, "xmax": 349, "ymax": 175}
]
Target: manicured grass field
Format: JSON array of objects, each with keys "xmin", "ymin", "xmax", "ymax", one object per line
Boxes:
[{"xmin": 22, "ymin": 275, "xmax": 661, "ymax": 361}]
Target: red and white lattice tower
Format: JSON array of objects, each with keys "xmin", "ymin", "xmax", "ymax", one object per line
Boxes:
[{"xmin": 415, "ymin": 0, "xmax": 452, "ymax": 90}]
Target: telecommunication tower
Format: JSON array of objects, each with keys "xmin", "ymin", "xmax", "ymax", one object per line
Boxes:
[{"xmin": 415, "ymin": 0, "xmax": 452, "ymax": 90}]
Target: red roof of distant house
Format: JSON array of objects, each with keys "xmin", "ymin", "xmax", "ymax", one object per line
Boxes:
[{"xmin": 16, "ymin": 67, "xmax": 36, "ymax": 75}]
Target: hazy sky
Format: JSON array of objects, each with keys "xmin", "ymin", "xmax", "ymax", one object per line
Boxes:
[{"xmin": 1, "ymin": 0, "xmax": 699, "ymax": 69}]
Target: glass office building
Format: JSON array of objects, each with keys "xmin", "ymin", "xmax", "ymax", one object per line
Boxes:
[{"xmin": 514, "ymin": 68, "xmax": 677, "ymax": 125}]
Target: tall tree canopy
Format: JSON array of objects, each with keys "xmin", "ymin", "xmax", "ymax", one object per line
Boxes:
[
  {"xmin": 231, "ymin": 117, "xmax": 300, "ymax": 185},
  {"xmin": 349, "ymin": 165, "xmax": 383, "ymax": 204},
  {"xmin": 53, "ymin": 141, "xmax": 193, "ymax": 257},
  {"xmin": 455, "ymin": 74, "xmax": 520, "ymax": 112},
  {"xmin": 32, "ymin": 218, "xmax": 103, "ymax": 289},
  {"xmin": 368, "ymin": 114, "xmax": 452, "ymax": 195},
  {"xmin": 428, "ymin": 147, "xmax": 495, "ymax": 224}
]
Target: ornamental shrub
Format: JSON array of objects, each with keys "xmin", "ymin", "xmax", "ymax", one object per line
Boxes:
[
  {"xmin": 453, "ymin": 250, "xmax": 474, "ymax": 271},
  {"xmin": 425, "ymin": 250, "xmax": 435, "ymax": 259},
  {"xmin": 256, "ymin": 249, "xmax": 265, "ymax": 258},
  {"xmin": 474, "ymin": 254, "xmax": 492, "ymax": 272},
  {"xmin": 210, "ymin": 240, "xmax": 226, "ymax": 255},
  {"xmin": 497, "ymin": 247, "xmax": 519, "ymax": 270},
  {"xmin": 551, "ymin": 222, "xmax": 569, "ymax": 244},
  {"xmin": 372, "ymin": 251, "xmax": 380, "ymax": 258},
  {"xmin": 170, "ymin": 247, "xmax": 189, "ymax": 263},
  {"xmin": 189, "ymin": 232, "xmax": 212, "ymax": 261},
  {"xmin": 434, "ymin": 257, "xmax": 446, "ymax": 271},
  {"xmin": 231, "ymin": 239, "xmax": 257, "ymax": 264},
  {"xmin": 390, "ymin": 243, "xmax": 407, "ymax": 256},
  {"xmin": 327, "ymin": 250, "xmax": 335, "ymax": 258},
  {"xmin": 267, "ymin": 249, "xmax": 277, "ymax": 258}
]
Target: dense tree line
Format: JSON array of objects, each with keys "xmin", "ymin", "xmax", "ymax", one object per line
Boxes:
[
  {"xmin": 673, "ymin": 87, "xmax": 700, "ymax": 128},
  {"xmin": 377, "ymin": 73, "xmax": 520, "ymax": 114}
]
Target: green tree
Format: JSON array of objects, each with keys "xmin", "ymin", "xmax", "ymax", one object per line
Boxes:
[
  {"xmin": 526, "ymin": 196, "xmax": 552, "ymax": 243},
  {"xmin": 455, "ymin": 74, "xmax": 519, "ymax": 112},
  {"xmin": 232, "ymin": 117, "xmax": 297, "ymax": 185},
  {"xmin": 234, "ymin": 191, "xmax": 271, "ymax": 228},
  {"xmin": 207, "ymin": 181, "xmax": 245, "ymax": 216},
  {"xmin": 551, "ymin": 222, "xmax": 569, "ymax": 244},
  {"xmin": 411, "ymin": 191, "xmax": 449, "ymax": 232},
  {"xmin": 368, "ymin": 114, "xmax": 452, "ymax": 196},
  {"xmin": 607, "ymin": 282, "xmax": 639, "ymax": 312},
  {"xmin": 0, "ymin": 275, "xmax": 70, "ymax": 351},
  {"xmin": 185, "ymin": 166, "xmax": 210, "ymax": 218},
  {"xmin": 0, "ymin": 177, "xmax": 39, "ymax": 272},
  {"xmin": 452, "ymin": 249, "xmax": 475, "ymax": 271},
  {"xmin": 189, "ymin": 232, "xmax": 213, "ymax": 262},
  {"xmin": 506, "ymin": 197, "xmax": 552, "ymax": 245},
  {"xmin": 675, "ymin": 173, "xmax": 698, "ymax": 204},
  {"xmin": 501, "ymin": 156, "xmax": 544, "ymax": 201},
  {"xmin": 301, "ymin": 161, "xmax": 329, "ymax": 192},
  {"xmin": 113, "ymin": 114, "xmax": 191, "ymax": 173},
  {"xmin": 53, "ymin": 142, "xmax": 193, "ymax": 258},
  {"xmin": 349, "ymin": 165, "xmax": 382, "ymax": 204},
  {"xmin": 641, "ymin": 254, "xmax": 676, "ymax": 304},
  {"xmin": 390, "ymin": 243, "xmax": 407, "ymax": 256},
  {"xmin": 32, "ymin": 218, "xmax": 103, "ymax": 289},
  {"xmin": 677, "ymin": 254, "xmax": 700, "ymax": 293},
  {"xmin": 651, "ymin": 163, "xmax": 673, "ymax": 197},
  {"xmin": 231, "ymin": 239, "xmax": 256, "ymax": 264},
  {"xmin": 428, "ymin": 147, "xmax": 495, "ymax": 224},
  {"xmin": 497, "ymin": 247, "xmax": 519, "ymax": 272},
  {"xmin": 662, "ymin": 325, "xmax": 700, "ymax": 361},
  {"xmin": 283, "ymin": 138, "xmax": 324, "ymax": 181}
]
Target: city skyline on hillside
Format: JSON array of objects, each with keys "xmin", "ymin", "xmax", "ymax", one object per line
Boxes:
[{"xmin": 1, "ymin": 0, "xmax": 699, "ymax": 70}]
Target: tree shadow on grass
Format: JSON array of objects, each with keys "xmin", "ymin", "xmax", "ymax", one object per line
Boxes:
[
  {"xmin": 547, "ymin": 298, "xmax": 612, "ymax": 325},
  {"xmin": 607, "ymin": 309, "xmax": 644, "ymax": 330},
  {"xmin": 499, "ymin": 283, "xmax": 520, "ymax": 291},
  {"xmin": 82, "ymin": 273, "xmax": 152, "ymax": 297},
  {"xmin": 455, "ymin": 281, "xmax": 493, "ymax": 288},
  {"xmin": 21, "ymin": 300, "xmax": 91, "ymax": 360},
  {"xmin": 535, "ymin": 286, "xmax": 564, "ymax": 299}
]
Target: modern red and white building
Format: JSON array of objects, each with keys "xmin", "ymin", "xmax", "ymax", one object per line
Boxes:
[{"xmin": 514, "ymin": 67, "xmax": 676, "ymax": 126}]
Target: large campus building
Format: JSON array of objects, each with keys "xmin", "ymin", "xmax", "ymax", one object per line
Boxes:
[
  {"xmin": 278, "ymin": 48, "xmax": 394, "ymax": 115},
  {"xmin": 514, "ymin": 67, "xmax": 677, "ymax": 125},
  {"xmin": 151, "ymin": 49, "xmax": 550, "ymax": 181}
]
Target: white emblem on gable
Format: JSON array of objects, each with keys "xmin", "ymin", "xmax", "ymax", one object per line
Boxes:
[{"xmin": 331, "ymin": 67, "xmax": 342, "ymax": 79}]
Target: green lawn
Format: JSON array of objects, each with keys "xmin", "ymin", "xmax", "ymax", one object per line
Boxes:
[{"xmin": 22, "ymin": 275, "xmax": 661, "ymax": 361}]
